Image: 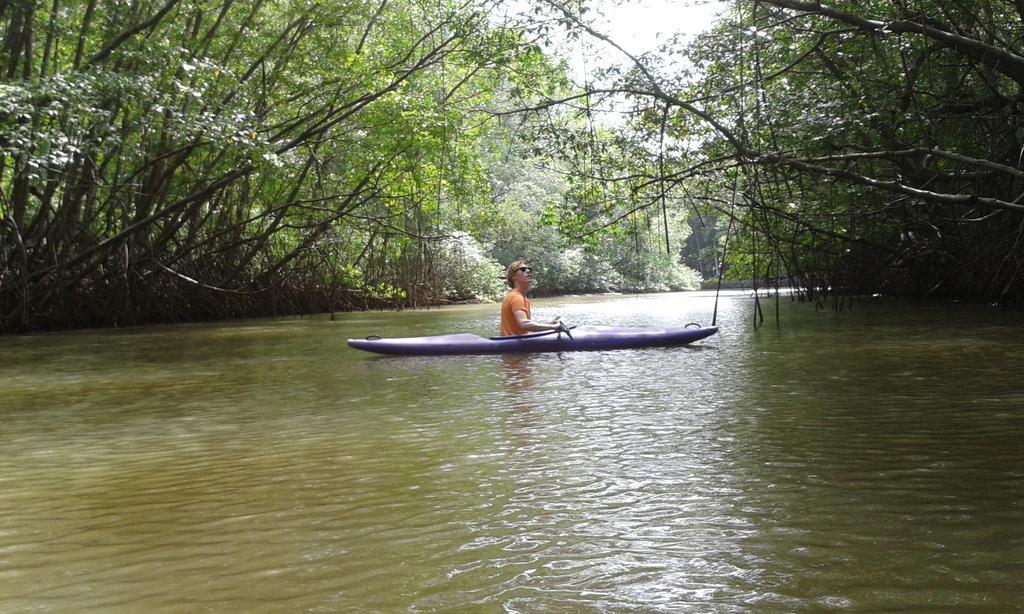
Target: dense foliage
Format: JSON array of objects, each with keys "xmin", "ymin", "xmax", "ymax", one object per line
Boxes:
[
  {"xmin": 0, "ymin": 0, "xmax": 702, "ymax": 333},
  {"xmin": 6, "ymin": 0, "xmax": 1019, "ymax": 332},
  {"xmin": 525, "ymin": 0, "xmax": 1024, "ymax": 304},
  {"xmin": 722, "ymin": 0, "xmax": 1024, "ymax": 302}
]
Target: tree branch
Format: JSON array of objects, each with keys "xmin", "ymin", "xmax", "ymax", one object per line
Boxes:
[
  {"xmin": 87, "ymin": 0, "xmax": 183, "ymax": 65},
  {"xmin": 761, "ymin": 0, "xmax": 1024, "ymax": 87},
  {"xmin": 763, "ymin": 154, "xmax": 1024, "ymax": 213}
]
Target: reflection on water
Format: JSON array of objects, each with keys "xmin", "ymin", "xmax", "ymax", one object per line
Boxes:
[{"xmin": 1, "ymin": 293, "xmax": 1023, "ymax": 611}]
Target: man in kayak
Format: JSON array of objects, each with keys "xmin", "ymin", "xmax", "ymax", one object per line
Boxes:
[{"xmin": 500, "ymin": 259, "xmax": 564, "ymax": 336}]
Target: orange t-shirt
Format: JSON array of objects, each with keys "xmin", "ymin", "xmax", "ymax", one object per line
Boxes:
[{"xmin": 500, "ymin": 289, "xmax": 530, "ymax": 336}]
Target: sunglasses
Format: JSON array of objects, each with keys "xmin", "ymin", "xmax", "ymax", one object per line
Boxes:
[{"xmin": 516, "ymin": 266, "xmax": 532, "ymax": 273}]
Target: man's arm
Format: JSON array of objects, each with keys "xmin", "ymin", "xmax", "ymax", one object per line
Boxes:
[{"xmin": 513, "ymin": 309, "xmax": 560, "ymax": 332}]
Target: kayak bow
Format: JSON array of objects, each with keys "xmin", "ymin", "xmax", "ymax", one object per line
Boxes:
[{"xmin": 347, "ymin": 324, "xmax": 718, "ymax": 356}]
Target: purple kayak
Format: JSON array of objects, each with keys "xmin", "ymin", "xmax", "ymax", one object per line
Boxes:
[{"xmin": 347, "ymin": 324, "xmax": 718, "ymax": 356}]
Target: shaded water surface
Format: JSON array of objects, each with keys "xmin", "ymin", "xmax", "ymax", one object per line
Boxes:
[{"xmin": 1, "ymin": 293, "xmax": 1022, "ymax": 611}]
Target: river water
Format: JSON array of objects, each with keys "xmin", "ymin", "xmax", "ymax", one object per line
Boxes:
[{"xmin": 1, "ymin": 291, "xmax": 1022, "ymax": 612}]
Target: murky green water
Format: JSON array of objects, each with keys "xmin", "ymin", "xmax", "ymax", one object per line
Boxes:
[{"xmin": 1, "ymin": 292, "xmax": 1022, "ymax": 611}]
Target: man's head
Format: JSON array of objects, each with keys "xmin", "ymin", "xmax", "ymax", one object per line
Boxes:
[{"xmin": 505, "ymin": 259, "xmax": 532, "ymax": 288}]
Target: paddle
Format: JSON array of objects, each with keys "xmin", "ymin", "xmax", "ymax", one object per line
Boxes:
[{"xmin": 488, "ymin": 323, "xmax": 577, "ymax": 341}]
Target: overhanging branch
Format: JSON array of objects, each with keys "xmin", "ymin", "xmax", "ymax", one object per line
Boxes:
[{"xmin": 760, "ymin": 0, "xmax": 1024, "ymax": 87}]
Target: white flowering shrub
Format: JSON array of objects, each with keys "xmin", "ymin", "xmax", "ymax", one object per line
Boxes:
[{"xmin": 435, "ymin": 232, "xmax": 506, "ymax": 301}]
